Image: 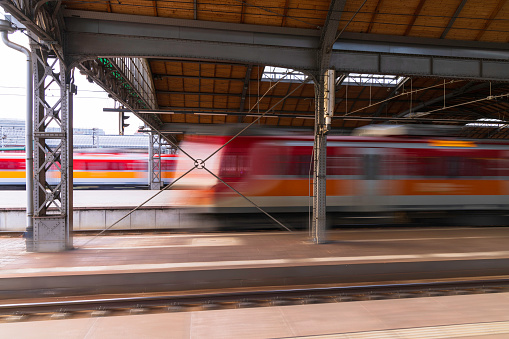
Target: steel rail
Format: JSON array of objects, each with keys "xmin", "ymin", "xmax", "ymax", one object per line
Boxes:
[{"xmin": 1, "ymin": 278, "xmax": 509, "ymax": 317}]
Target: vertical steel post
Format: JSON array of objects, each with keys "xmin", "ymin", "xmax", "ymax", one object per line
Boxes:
[
  {"xmin": 312, "ymin": 70, "xmax": 334, "ymax": 244},
  {"xmin": 312, "ymin": 75, "xmax": 328, "ymax": 244},
  {"xmin": 66, "ymin": 82, "xmax": 75, "ymax": 248},
  {"xmin": 30, "ymin": 41, "xmax": 73, "ymax": 252},
  {"xmin": 148, "ymin": 132, "xmax": 162, "ymax": 190}
]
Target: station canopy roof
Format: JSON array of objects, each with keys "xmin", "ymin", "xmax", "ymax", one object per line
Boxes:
[{"xmin": 60, "ymin": 0, "xmax": 509, "ymax": 139}]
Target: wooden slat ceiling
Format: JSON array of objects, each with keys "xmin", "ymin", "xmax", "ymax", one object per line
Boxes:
[{"xmin": 62, "ymin": 0, "xmax": 509, "ymax": 138}]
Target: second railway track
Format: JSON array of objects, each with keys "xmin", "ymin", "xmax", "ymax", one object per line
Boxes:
[{"xmin": 2, "ymin": 278, "xmax": 509, "ymax": 323}]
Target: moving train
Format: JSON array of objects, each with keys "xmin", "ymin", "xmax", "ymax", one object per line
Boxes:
[
  {"xmin": 173, "ymin": 127, "xmax": 509, "ymax": 227},
  {"xmin": 0, "ymin": 150, "xmax": 177, "ymax": 189}
]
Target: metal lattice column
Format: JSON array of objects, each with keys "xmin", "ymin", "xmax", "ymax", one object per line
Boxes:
[
  {"xmin": 148, "ymin": 132, "xmax": 162, "ymax": 190},
  {"xmin": 311, "ymin": 72, "xmax": 330, "ymax": 244},
  {"xmin": 29, "ymin": 43, "xmax": 73, "ymax": 252}
]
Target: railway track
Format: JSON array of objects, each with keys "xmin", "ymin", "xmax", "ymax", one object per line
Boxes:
[{"xmin": 2, "ymin": 278, "xmax": 509, "ymax": 323}]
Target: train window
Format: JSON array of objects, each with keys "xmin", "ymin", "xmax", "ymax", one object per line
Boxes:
[
  {"xmin": 109, "ymin": 162, "xmax": 119, "ymax": 171},
  {"xmin": 407, "ymin": 157, "xmax": 442, "ymax": 177},
  {"xmin": 220, "ymin": 154, "xmax": 249, "ymax": 177},
  {"xmin": 130, "ymin": 162, "xmax": 146, "ymax": 171},
  {"xmin": 362, "ymin": 154, "xmax": 380, "ymax": 180},
  {"xmin": 87, "ymin": 162, "xmax": 105, "ymax": 171},
  {"xmin": 161, "ymin": 160, "xmax": 175, "ymax": 171},
  {"xmin": 485, "ymin": 158, "xmax": 509, "ymax": 177},
  {"xmin": 0, "ymin": 159, "xmax": 24, "ymax": 169},
  {"xmin": 288, "ymin": 154, "xmax": 312, "ymax": 177},
  {"xmin": 327, "ymin": 155, "xmax": 359, "ymax": 176},
  {"xmin": 459, "ymin": 158, "xmax": 482, "ymax": 177}
]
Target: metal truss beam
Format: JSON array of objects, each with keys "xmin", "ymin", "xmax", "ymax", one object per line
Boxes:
[
  {"xmin": 332, "ymin": 33, "xmax": 509, "ymax": 81},
  {"xmin": 0, "ymin": 0, "xmax": 56, "ymax": 42},
  {"xmin": 104, "ymin": 107, "xmax": 318, "ymax": 120},
  {"xmin": 63, "ymin": 9, "xmax": 509, "ymax": 81},
  {"xmin": 78, "ymin": 58, "xmax": 163, "ymax": 133}
]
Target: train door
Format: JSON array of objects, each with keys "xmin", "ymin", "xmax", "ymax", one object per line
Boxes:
[{"xmin": 359, "ymin": 147, "xmax": 385, "ymax": 211}]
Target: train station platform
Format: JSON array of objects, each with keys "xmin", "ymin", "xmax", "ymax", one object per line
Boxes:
[
  {"xmin": 0, "ymin": 190, "xmax": 205, "ymax": 231},
  {"xmin": 1, "ymin": 227, "xmax": 509, "ymax": 338},
  {"xmin": 1, "ymin": 227, "xmax": 509, "ymax": 298}
]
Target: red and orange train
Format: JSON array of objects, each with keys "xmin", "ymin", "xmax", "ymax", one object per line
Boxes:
[
  {"xmin": 3, "ymin": 128, "xmax": 509, "ymax": 226},
  {"xmin": 0, "ymin": 151, "xmax": 177, "ymax": 189},
  {"xmin": 173, "ymin": 131, "xmax": 509, "ymax": 226}
]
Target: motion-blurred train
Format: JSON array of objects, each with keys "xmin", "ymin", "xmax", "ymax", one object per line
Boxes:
[
  {"xmin": 0, "ymin": 150, "xmax": 177, "ymax": 189},
  {"xmin": 173, "ymin": 126, "xmax": 509, "ymax": 227}
]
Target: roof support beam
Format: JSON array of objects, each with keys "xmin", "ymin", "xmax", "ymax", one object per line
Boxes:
[
  {"xmin": 154, "ymin": 74, "xmax": 245, "ymax": 82},
  {"xmin": 475, "ymin": 0, "xmax": 507, "ymax": 41},
  {"xmin": 404, "ymin": 0, "xmax": 426, "ymax": 36},
  {"xmin": 153, "ymin": 1, "xmax": 158, "ymax": 17},
  {"xmin": 105, "ymin": 108, "xmax": 503, "ymax": 126},
  {"xmin": 63, "ymin": 10, "xmax": 509, "ymax": 81},
  {"xmin": 331, "ymin": 33, "xmax": 509, "ymax": 81},
  {"xmin": 157, "ymin": 92, "xmax": 410, "ymax": 103},
  {"xmin": 280, "ymin": 0, "xmax": 290, "ymax": 27},
  {"xmin": 366, "ymin": 0, "xmax": 384, "ymax": 33},
  {"xmin": 238, "ymin": 64, "xmax": 253, "ymax": 121},
  {"xmin": 440, "ymin": 0, "xmax": 468, "ymax": 39},
  {"xmin": 240, "ymin": 1, "xmax": 245, "ymax": 24},
  {"xmin": 319, "ymin": 0, "xmax": 347, "ymax": 72}
]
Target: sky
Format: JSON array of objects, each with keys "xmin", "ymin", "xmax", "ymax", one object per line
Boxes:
[{"xmin": 0, "ymin": 8, "xmax": 143, "ymax": 135}]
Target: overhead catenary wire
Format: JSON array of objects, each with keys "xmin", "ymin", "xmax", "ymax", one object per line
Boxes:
[
  {"xmin": 343, "ymin": 79, "xmax": 463, "ymax": 116},
  {"xmin": 204, "ymin": 75, "xmax": 312, "ymax": 163},
  {"xmin": 81, "ymin": 72, "xmax": 308, "ymax": 245},
  {"xmin": 203, "ymin": 167, "xmax": 292, "ymax": 232},
  {"xmin": 411, "ymin": 92, "xmax": 509, "ymax": 118},
  {"xmin": 79, "ymin": 165, "xmax": 197, "ymax": 248}
]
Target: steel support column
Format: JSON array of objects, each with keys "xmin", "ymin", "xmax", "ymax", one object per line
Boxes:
[
  {"xmin": 30, "ymin": 41, "xmax": 73, "ymax": 252},
  {"xmin": 148, "ymin": 132, "xmax": 162, "ymax": 190},
  {"xmin": 312, "ymin": 75, "xmax": 328, "ymax": 244}
]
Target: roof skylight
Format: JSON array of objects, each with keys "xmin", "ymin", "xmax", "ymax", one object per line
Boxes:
[
  {"xmin": 466, "ymin": 118, "xmax": 508, "ymax": 128},
  {"xmin": 342, "ymin": 73, "xmax": 405, "ymax": 87},
  {"xmin": 261, "ymin": 67, "xmax": 404, "ymax": 88},
  {"xmin": 261, "ymin": 66, "xmax": 308, "ymax": 82}
]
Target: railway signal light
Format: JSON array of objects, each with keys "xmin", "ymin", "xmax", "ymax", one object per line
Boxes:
[{"xmin": 119, "ymin": 112, "xmax": 130, "ymax": 135}]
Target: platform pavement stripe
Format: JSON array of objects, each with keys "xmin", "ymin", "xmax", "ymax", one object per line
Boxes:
[
  {"xmin": 3, "ymin": 251, "xmax": 509, "ymax": 275},
  {"xmin": 290, "ymin": 320, "xmax": 509, "ymax": 339}
]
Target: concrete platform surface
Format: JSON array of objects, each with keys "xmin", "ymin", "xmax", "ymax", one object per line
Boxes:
[
  {"xmin": 1, "ymin": 227, "xmax": 509, "ymax": 297},
  {"xmin": 1, "ymin": 293, "xmax": 509, "ymax": 338}
]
